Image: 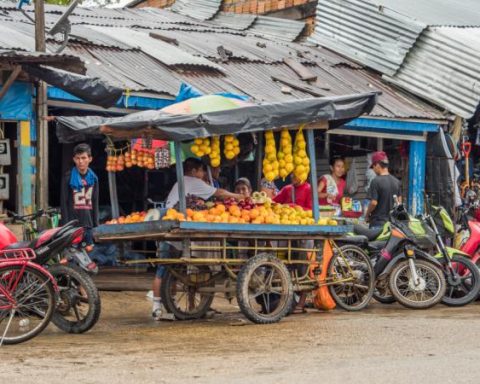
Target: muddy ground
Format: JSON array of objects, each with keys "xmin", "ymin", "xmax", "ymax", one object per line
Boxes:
[{"xmin": 2, "ymin": 292, "xmax": 480, "ymax": 384}]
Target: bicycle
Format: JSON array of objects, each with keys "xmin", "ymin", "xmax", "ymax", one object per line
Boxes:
[{"xmin": 0, "ymin": 248, "xmax": 57, "ymax": 345}]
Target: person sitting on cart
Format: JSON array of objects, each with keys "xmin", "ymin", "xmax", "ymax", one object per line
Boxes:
[
  {"xmin": 273, "ymin": 174, "xmax": 312, "ymax": 313},
  {"xmin": 152, "ymin": 158, "xmax": 244, "ymax": 321}
]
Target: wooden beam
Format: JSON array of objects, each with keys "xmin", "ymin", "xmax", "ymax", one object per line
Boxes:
[
  {"xmin": 271, "ymin": 75, "xmax": 325, "ymax": 97},
  {"xmin": 0, "ymin": 66, "xmax": 22, "ymax": 102},
  {"xmin": 283, "ymin": 58, "xmax": 317, "ymax": 82}
]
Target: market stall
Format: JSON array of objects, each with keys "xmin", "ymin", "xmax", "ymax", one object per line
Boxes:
[{"xmin": 55, "ymin": 92, "xmax": 378, "ymax": 324}]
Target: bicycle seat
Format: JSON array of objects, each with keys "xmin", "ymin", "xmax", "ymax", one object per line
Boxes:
[{"xmin": 353, "ymin": 224, "xmax": 384, "ymax": 241}]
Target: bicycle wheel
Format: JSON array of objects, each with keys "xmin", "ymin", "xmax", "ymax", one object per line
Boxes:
[
  {"xmin": 0, "ymin": 265, "xmax": 55, "ymax": 345},
  {"xmin": 328, "ymin": 245, "xmax": 375, "ymax": 311}
]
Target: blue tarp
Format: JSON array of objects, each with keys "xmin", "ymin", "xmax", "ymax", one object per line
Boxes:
[
  {"xmin": 175, "ymin": 82, "xmax": 249, "ymax": 103},
  {"xmin": 0, "ymin": 82, "xmax": 32, "ymax": 120}
]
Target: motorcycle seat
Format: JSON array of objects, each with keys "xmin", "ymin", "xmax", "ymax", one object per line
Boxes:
[
  {"xmin": 353, "ymin": 224, "xmax": 384, "ymax": 241},
  {"xmin": 338, "ymin": 235, "xmax": 369, "ymax": 246}
]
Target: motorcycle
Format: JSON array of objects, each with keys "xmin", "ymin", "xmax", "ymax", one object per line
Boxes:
[
  {"xmin": 1, "ymin": 209, "xmax": 101, "ymax": 333},
  {"xmin": 351, "ymin": 198, "xmax": 480, "ymax": 307},
  {"xmin": 342, "ymin": 198, "xmax": 446, "ymax": 309}
]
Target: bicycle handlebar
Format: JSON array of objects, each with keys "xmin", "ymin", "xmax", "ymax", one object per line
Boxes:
[{"xmin": 8, "ymin": 208, "xmax": 60, "ymax": 223}]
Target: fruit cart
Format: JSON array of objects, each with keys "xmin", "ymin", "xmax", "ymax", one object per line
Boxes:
[{"xmin": 57, "ymin": 92, "xmax": 379, "ymax": 323}]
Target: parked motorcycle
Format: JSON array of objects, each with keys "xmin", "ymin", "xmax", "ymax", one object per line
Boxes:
[
  {"xmin": 351, "ymin": 198, "xmax": 480, "ymax": 307},
  {"xmin": 1, "ymin": 209, "xmax": 101, "ymax": 333},
  {"xmin": 342, "ymin": 199, "xmax": 446, "ymax": 309}
]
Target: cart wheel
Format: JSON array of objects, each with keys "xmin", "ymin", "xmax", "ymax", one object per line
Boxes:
[
  {"xmin": 236, "ymin": 253, "xmax": 293, "ymax": 324},
  {"xmin": 328, "ymin": 245, "xmax": 375, "ymax": 311},
  {"xmin": 160, "ymin": 265, "xmax": 214, "ymax": 320}
]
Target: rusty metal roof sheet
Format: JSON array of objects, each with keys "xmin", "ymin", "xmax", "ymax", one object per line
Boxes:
[
  {"xmin": 170, "ymin": 0, "xmax": 222, "ymax": 21},
  {"xmin": 249, "ymin": 16, "xmax": 305, "ymax": 42},
  {"xmin": 0, "ymin": 49, "xmax": 85, "ymax": 72},
  {"xmin": 309, "ymin": 0, "xmax": 425, "ymax": 75},
  {"xmin": 61, "ymin": 44, "xmax": 180, "ymax": 95},
  {"xmin": 84, "ymin": 26, "xmax": 224, "ymax": 71},
  {"xmin": 385, "ymin": 27, "xmax": 480, "ymax": 119}
]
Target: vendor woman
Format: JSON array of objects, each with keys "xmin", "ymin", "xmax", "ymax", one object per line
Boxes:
[{"xmin": 318, "ymin": 157, "xmax": 346, "ymax": 205}]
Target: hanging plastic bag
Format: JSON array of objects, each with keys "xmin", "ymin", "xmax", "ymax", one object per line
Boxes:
[
  {"xmin": 346, "ymin": 158, "xmax": 359, "ymax": 195},
  {"xmin": 313, "ymin": 241, "xmax": 336, "ymax": 310}
]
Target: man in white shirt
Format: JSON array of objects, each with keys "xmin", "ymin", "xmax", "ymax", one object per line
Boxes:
[{"xmin": 152, "ymin": 157, "xmax": 243, "ymax": 320}]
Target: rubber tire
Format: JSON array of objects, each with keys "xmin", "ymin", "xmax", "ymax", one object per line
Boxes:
[
  {"xmin": 442, "ymin": 255, "xmax": 480, "ymax": 307},
  {"xmin": 160, "ymin": 266, "xmax": 214, "ymax": 320},
  {"xmin": 389, "ymin": 259, "xmax": 446, "ymax": 309},
  {"xmin": 373, "ymin": 280, "xmax": 396, "ymax": 304},
  {"xmin": 49, "ymin": 265, "xmax": 101, "ymax": 334},
  {"xmin": 328, "ymin": 245, "xmax": 375, "ymax": 311},
  {"xmin": 0, "ymin": 265, "xmax": 56, "ymax": 345},
  {"xmin": 236, "ymin": 253, "xmax": 293, "ymax": 324}
]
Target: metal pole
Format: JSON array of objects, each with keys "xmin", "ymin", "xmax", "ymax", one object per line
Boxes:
[
  {"xmin": 35, "ymin": 0, "xmax": 48, "ymax": 210},
  {"xmin": 108, "ymin": 171, "xmax": 119, "ymax": 218},
  {"xmin": 255, "ymin": 133, "xmax": 264, "ymax": 191},
  {"xmin": 174, "ymin": 141, "xmax": 186, "ymax": 214},
  {"xmin": 307, "ymin": 129, "xmax": 319, "ymax": 223}
]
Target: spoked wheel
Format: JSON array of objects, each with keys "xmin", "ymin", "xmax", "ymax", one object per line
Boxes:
[
  {"xmin": 160, "ymin": 265, "xmax": 214, "ymax": 320},
  {"xmin": 0, "ymin": 265, "xmax": 55, "ymax": 345},
  {"xmin": 373, "ymin": 278, "xmax": 396, "ymax": 304},
  {"xmin": 328, "ymin": 245, "xmax": 375, "ymax": 311},
  {"xmin": 236, "ymin": 253, "xmax": 293, "ymax": 324},
  {"xmin": 49, "ymin": 265, "xmax": 101, "ymax": 334},
  {"xmin": 389, "ymin": 259, "xmax": 446, "ymax": 309},
  {"xmin": 442, "ymin": 255, "xmax": 480, "ymax": 307}
]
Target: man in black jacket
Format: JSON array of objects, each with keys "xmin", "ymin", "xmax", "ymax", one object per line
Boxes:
[{"xmin": 60, "ymin": 143, "xmax": 99, "ymax": 245}]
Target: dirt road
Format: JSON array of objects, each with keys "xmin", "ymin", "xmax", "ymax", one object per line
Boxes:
[{"xmin": 2, "ymin": 292, "xmax": 480, "ymax": 384}]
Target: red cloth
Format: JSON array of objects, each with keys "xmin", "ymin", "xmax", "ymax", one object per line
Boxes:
[
  {"xmin": 273, "ymin": 182, "xmax": 312, "ymax": 210},
  {"xmin": 318, "ymin": 176, "xmax": 346, "ymax": 205}
]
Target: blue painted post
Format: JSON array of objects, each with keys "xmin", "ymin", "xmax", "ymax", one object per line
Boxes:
[
  {"xmin": 408, "ymin": 141, "xmax": 426, "ymax": 215},
  {"xmin": 307, "ymin": 129, "xmax": 319, "ymax": 223},
  {"xmin": 174, "ymin": 141, "xmax": 186, "ymax": 214}
]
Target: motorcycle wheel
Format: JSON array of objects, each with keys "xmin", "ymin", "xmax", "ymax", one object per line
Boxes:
[
  {"xmin": 389, "ymin": 259, "xmax": 446, "ymax": 309},
  {"xmin": 373, "ymin": 278, "xmax": 396, "ymax": 304},
  {"xmin": 442, "ymin": 255, "xmax": 480, "ymax": 307},
  {"xmin": 49, "ymin": 265, "xmax": 101, "ymax": 334}
]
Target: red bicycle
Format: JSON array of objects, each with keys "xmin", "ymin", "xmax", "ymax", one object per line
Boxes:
[{"xmin": 0, "ymin": 249, "xmax": 57, "ymax": 345}]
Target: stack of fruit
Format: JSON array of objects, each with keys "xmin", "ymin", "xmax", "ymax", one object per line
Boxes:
[
  {"xmin": 210, "ymin": 136, "xmax": 221, "ymax": 167},
  {"xmin": 224, "ymin": 135, "xmax": 240, "ymax": 160},
  {"xmin": 105, "ymin": 211, "xmax": 147, "ymax": 225},
  {"xmin": 163, "ymin": 200, "xmax": 336, "ymax": 226},
  {"xmin": 132, "ymin": 149, "xmax": 155, "ymax": 170},
  {"xmin": 263, "ymin": 130, "xmax": 279, "ymax": 182},
  {"xmin": 278, "ymin": 129, "xmax": 294, "ymax": 180},
  {"xmin": 293, "ymin": 130, "xmax": 310, "ymax": 182},
  {"xmin": 190, "ymin": 138, "xmax": 211, "ymax": 158},
  {"xmin": 106, "ymin": 154, "xmax": 124, "ymax": 172},
  {"xmin": 161, "ymin": 208, "xmax": 186, "ymax": 222}
]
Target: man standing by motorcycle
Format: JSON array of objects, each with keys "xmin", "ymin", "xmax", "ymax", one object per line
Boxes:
[
  {"xmin": 60, "ymin": 143, "xmax": 99, "ymax": 245},
  {"xmin": 365, "ymin": 151, "xmax": 401, "ymax": 228}
]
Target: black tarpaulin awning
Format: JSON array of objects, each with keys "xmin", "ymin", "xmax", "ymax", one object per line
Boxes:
[{"xmin": 55, "ymin": 92, "xmax": 378, "ymax": 143}]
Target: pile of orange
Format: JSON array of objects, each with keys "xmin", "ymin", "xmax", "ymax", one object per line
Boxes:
[{"xmin": 105, "ymin": 211, "xmax": 147, "ymax": 225}]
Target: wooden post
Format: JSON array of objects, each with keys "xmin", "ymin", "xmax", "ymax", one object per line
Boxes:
[
  {"xmin": 35, "ymin": 0, "xmax": 48, "ymax": 210},
  {"xmin": 174, "ymin": 141, "xmax": 186, "ymax": 214},
  {"xmin": 307, "ymin": 129, "xmax": 319, "ymax": 223},
  {"xmin": 0, "ymin": 66, "xmax": 22, "ymax": 102}
]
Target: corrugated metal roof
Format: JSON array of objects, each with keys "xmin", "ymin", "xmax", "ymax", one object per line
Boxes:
[
  {"xmin": 367, "ymin": 0, "xmax": 480, "ymax": 27},
  {"xmin": 61, "ymin": 44, "xmax": 180, "ymax": 95},
  {"xmin": 181, "ymin": 61, "xmax": 444, "ymax": 119},
  {"xmin": 309, "ymin": 0, "xmax": 425, "ymax": 75},
  {"xmin": 170, "ymin": 0, "xmax": 222, "ymax": 21},
  {"xmin": 385, "ymin": 27, "xmax": 480, "ymax": 119},
  {"xmin": 84, "ymin": 26, "xmax": 224, "ymax": 71},
  {"xmin": 210, "ymin": 12, "xmax": 257, "ymax": 30},
  {"xmin": 249, "ymin": 16, "xmax": 305, "ymax": 42},
  {"xmin": 0, "ymin": 22, "xmax": 35, "ymax": 51}
]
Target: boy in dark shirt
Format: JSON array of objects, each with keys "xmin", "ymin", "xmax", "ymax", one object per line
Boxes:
[
  {"xmin": 365, "ymin": 151, "xmax": 401, "ymax": 228},
  {"xmin": 60, "ymin": 143, "xmax": 99, "ymax": 245}
]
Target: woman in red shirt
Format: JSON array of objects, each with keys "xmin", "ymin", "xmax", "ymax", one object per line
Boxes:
[
  {"xmin": 273, "ymin": 175, "xmax": 312, "ymax": 210},
  {"xmin": 318, "ymin": 157, "xmax": 346, "ymax": 206}
]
